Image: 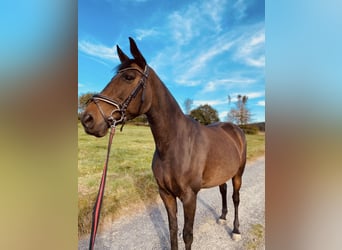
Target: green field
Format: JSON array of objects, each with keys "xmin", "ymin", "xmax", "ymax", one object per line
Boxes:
[{"xmin": 78, "ymin": 123, "xmax": 264, "ymax": 236}]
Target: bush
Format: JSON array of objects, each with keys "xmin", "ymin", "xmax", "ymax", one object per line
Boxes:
[{"xmin": 239, "ymin": 124, "xmax": 259, "ymax": 135}]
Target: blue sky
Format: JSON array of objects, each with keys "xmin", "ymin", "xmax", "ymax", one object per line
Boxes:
[{"xmin": 78, "ymin": 0, "xmax": 265, "ymax": 122}]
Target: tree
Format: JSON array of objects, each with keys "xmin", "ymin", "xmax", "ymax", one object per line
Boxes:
[
  {"xmin": 78, "ymin": 92, "xmax": 97, "ymax": 118},
  {"xmin": 190, "ymin": 104, "xmax": 220, "ymax": 125},
  {"xmin": 184, "ymin": 98, "xmax": 193, "ymax": 115},
  {"xmin": 227, "ymin": 94, "xmax": 252, "ymax": 125}
]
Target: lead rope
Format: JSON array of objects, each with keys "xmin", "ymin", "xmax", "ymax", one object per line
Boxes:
[{"xmin": 89, "ymin": 125, "xmax": 116, "ymax": 250}]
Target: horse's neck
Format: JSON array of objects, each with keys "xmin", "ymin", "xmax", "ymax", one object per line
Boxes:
[{"xmin": 146, "ymin": 73, "xmax": 186, "ymax": 154}]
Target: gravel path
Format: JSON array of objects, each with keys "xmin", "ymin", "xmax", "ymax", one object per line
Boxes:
[{"xmin": 79, "ymin": 157, "xmax": 265, "ymax": 250}]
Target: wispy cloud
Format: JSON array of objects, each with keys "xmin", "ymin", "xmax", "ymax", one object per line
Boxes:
[
  {"xmin": 193, "ymin": 99, "xmax": 227, "ymax": 106},
  {"xmin": 257, "ymin": 100, "xmax": 265, "ymax": 106},
  {"xmin": 202, "ymin": 78, "xmax": 256, "ymax": 93},
  {"xmin": 168, "ymin": 11, "xmax": 195, "ymax": 45},
  {"xmin": 234, "ymin": 28, "xmax": 265, "ymax": 68},
  {"xmin": 246, "ymin": 91, "xmax": 264, "ymax": 99},
  {"xmin": 187, "ymin": 40, "xmax": 234, "ymax": 75},
  {"xmin": 233, "ymin": 0, "xmax": 247, "ymax": 20},
  {"xmin": 134, "ymin": 28, "xmax": 159, "ymax": 40},
  {"xmin": 78, "ymin": 40, "xmax": 117, "ymax": 61},
  {"xmin": 173, "ymin": 37, "xmax": 236, "ymax": 86},
  {"xmin": 168, "ymin": 0, "xmax": 228, "ymax": 45},
  {"xmin": 147, "ymin": 0, "xmax": 265, "ymax": 89},
  {"xmin": 200, "ymin": 0, "xmax": 228, "ymax": 32}
]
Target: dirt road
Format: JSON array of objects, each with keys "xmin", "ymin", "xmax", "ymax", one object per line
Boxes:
[{"xmin": 79, "ymin": 157, "xmax": 265, "ymax": 250}]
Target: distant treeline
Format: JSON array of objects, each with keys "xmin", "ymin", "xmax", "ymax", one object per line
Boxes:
[
  {"xmin": 239, "ymin": 122, "xmax": 265, "ymax": 134},
  {"xmin": 248, "ymin": 122, "xmax": 265, "ymax": 132}
]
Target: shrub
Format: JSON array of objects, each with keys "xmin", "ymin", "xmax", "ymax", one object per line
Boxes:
[{"xmin": 239, "ymin": 124, "xmax": 259, "ymax": 135}]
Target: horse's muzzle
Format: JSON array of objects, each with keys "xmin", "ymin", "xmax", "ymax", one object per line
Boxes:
[
  {"xmin": 81, "ymin": 113, "xmax": 94, "ymax": 130},
  {"xmin": 81, "ymin": 112, "xmax": 109, "ymax": 137}
]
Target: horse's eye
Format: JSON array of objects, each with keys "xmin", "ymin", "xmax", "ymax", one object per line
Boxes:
[{"xmin": 122, "ymin": 73, "xmax": 135, "ymax": 82}]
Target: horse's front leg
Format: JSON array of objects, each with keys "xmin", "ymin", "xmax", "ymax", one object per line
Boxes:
[
  {"xmin": 181, "ymin": 189, "xmax": 197, "ymax": 250},
  {"xmin": 159, "ymin": 188, "xmax": 178, "ymax": 250}
]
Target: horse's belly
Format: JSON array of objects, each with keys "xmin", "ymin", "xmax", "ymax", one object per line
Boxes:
[
  {"xmin": 201, "ymin": 154, "xmax": 241, "ymax": 188},
  {"xmin": 201, "ymin": 169, "xmax": 236, "ymax": 188}
]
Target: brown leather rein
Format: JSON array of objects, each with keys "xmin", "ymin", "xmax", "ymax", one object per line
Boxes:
[{"xmin": 88, "ymin": 65, "xmax": 149, "ymax": 250}]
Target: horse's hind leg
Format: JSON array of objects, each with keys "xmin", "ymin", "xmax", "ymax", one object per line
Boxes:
[
  {"xmin": 219, "ymin": 183, "xmax": 228, "ymax": 220},
  {"xmin": 231, "ymin": 170, "xmax": 243, "ymax": 240}
]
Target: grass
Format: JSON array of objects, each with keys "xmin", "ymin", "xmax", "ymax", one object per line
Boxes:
[
  {"xmin": 244, "ymin": 223, "xmax": 265, "ymax": 250},
  {"xmin": 245, "ymin": 132, "xmax": 265, "ymax": 161},
  {"xmin": 78, "ymin": 123, "xmax": 264, "ymax": 236}
]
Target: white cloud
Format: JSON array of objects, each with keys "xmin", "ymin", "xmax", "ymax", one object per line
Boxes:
[
  {"xmin": 257, "ymin": 100, "xmax": 265, "ymax": 106},
  {"xmin": 168, "ymin": 0, "xmax": 228, "ymax": 45},
  {"xmin": 174, "ymin": 79, "xmax": 201, "ymax": 87},
  {"xmin": 245, "ymin": 56, "xmax": 265, "ymax": 67},
  {"xmin": 78, "ymin": 40, "xmax": 117, "ymax": 61},
  {"xmin": 135, "ymin": 28, "xmax": 159, "ymax": 40},
  {"xmin": 235, "ymin": 28, "xmax": 265, "ymax": 68},
  {"xmin": 246, "ymin": 92, "xmax": 264, "ymax": 99},
  {"xmin": 172, "ymin": 37, "xmax": 237, "ymax": 86},
  {"xmin": 168, "ymin": 11, "xmax": 196, "ymax": 45},
  {"xmin": 186, "ymin": 40, "xmax": 234, "ymax": 75},
  {"xmin": 233, "ymin": 0, "xmax": 247, "ymax": 20},
  {"xmin": 193, "ymin": 99, "xmax": 227, "ymax": 106},
  {"xmin": 202, "ymin": 78, "xmax": 256, "ymax": 93},
  {"xmin": 202, "ymin": 0, "xmax": 228, "ymax": 32}
]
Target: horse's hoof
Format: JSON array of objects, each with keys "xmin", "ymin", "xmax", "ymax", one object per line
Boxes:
[
  {"xmin": 232, "ymin": 233, "xmax": 241, "ymax": 241},
  {"xmin": 217, "ymin": 218, "xmax": 226, "ymax": 225}
]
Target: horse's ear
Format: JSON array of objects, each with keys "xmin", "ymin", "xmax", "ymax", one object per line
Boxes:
[
  {"xmin": 129, "ymin": 37, "xmax": 146, "ymax": 68},
  {"xmin": 117, "ymin": 45, "xmax": 130, "ymax": 63}
]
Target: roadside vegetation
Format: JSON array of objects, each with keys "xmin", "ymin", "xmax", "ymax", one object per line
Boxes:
[{"xmin": 78, "ymin": 123, "xmax": 264, "ymax": 236}]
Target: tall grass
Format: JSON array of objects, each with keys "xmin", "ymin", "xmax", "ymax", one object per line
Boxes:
[{"xmin": 78, "ymin": 123, "xmax": 264, "ymax": 236}]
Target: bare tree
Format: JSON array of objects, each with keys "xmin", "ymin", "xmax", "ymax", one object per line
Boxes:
[
  {"xmin": 227, "ymin": 94, "xmax": 252, "ymax": 125},
  {"xmin": 184, "ymin": 98, "xmax": 193, "ymax": 115}
]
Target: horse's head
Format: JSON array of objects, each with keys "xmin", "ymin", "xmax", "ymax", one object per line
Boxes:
[{"xmin": 81, "ymin": 37, "xmax": 152, "ymax": 137}]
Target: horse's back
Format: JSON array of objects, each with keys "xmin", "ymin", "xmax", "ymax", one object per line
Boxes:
[{"xmin": 207, "ymin": 122, "xmax": 246, "ymax": 154}]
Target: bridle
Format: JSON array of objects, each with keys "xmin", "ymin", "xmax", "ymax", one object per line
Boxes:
[{"xmin": 90, "ymin": 65, "xmax": 149, "ymax": 129}]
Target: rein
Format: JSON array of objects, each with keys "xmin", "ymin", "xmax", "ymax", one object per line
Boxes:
[
  {"xmin": 89, "ymin": 125, "xmax": 116, "ymax": 250},
  {"xmin": 88, "ymin": 66, "xmax": 149, "ymax": 249},
  {"xmin": 91, "ymin": 65, "xmax": 149, "ymax": 130}
]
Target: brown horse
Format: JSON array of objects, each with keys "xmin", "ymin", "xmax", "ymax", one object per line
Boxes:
[{"xmin": 81, "ymin": 37, "xmax": 247, "ymax": 250}]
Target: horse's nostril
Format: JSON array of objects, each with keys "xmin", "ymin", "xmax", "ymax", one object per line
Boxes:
[{"xmin": 82, "ymin": 113, "xmax": 94, "ymax": 128}]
